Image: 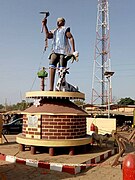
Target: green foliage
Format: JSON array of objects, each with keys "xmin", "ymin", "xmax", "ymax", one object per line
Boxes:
[
  {"xmin": 117, "ymin": 97, "xmax": 135, "ymax": 105},
  {"xmin": 37, "ymin": 69, "xmax": 48, "ymax": 78},
  {"xmin": 0, "ymin": 104, "xmax": 4, "ymax": 109},
  {"xmin": 1, "ymin": 100, "xmax": 31, "ymax": 111}
]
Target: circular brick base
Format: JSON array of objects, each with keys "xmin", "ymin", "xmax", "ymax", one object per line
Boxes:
[
  {"xmin": 18, "ymin": 93, "xmax": 90, "ymax": 155},
  {"xmin": 22, "ymin": 98, "xmax": 88, "ymax": 140}
]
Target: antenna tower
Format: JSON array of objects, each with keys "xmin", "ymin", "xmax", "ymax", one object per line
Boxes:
[{"xmin": 91, "ymin": 0, "xmax": 112, "ymax": 105}]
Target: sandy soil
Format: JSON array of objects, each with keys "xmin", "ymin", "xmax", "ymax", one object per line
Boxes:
[
  {"xmin": 0, "ymin": 132, "xmax": 134, "ymax": 180},
  {"xmin": 0, "ymin": 155, "xmax": 122, "ymax": 180}
]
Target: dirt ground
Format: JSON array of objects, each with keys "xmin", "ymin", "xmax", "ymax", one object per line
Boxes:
[
  {"xmin": 0, "ymin": 155, "xmax": 122, "ymax": 180},
  {"xmin": 0, "ymin": 135, "xmax": 116, "ymax": 164},
  {"xmin": 0, "ymin": 132, "xmax": 134, "ymax": 180}
]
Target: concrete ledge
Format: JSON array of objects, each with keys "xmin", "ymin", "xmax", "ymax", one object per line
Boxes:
[
  {"xmin": 16, "ymin": 134, "xmax": 92, "ymax": 147},
  {"xmin": 25, "ymin": 91, "xmax": 85, "ymax": 100}
]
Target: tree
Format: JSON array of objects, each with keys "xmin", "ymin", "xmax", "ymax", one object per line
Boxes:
[
  {"xmin": 117, "ymin": 97, "xmax": 135, "ymax": 105},
  {"xmin": 0, "ymin": 104, "xmax": 4, "ymax": 109},
  {"xmin": 3, "ymin": 100, "xmax": 31, "ymax": 111}
]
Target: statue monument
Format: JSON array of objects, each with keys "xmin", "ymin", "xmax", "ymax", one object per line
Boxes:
[{"xmin": 16, "ymin": 13, "xmax": 92, "ymax": 156}]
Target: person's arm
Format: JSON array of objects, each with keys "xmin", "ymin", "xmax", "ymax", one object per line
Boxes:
[
  {"xmin": 42, "ymin": 18, "xmax": 53, "ymax": 39},
  {"xmin": 66, "ymin": 31, "xmax": 75, "ymax": 53}
]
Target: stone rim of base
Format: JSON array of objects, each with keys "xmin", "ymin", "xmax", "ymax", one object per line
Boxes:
[
  {"xmin": 16, "ymin": 133, "xmax": 92, "ymax": 147},
  {"xmin": 25, "ymin": 91, "xmax": 85, "ymax": 100}
]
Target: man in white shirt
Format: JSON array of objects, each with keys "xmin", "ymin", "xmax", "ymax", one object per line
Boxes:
[{"xmin": 42, "ymin": 17, "xmax": 76, "ymax": 91}]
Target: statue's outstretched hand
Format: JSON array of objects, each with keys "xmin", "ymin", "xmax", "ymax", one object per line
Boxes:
[
  {"xmin": 65, "ymin": 51, "xmax": 79, "ymax": 63},
  {"xmin": 73, "ymin": 51, "xmax": 79, "ymax": 62}
]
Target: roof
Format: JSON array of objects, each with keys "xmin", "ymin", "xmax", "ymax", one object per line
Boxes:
[{"xmin": 24, "ymin": 98, "xmax": 88, "ymax": 116}]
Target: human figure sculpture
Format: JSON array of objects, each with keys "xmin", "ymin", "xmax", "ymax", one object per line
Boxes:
[{"xmin": 42, "ymin": 17, "xmax": 77, "ymax": 91}]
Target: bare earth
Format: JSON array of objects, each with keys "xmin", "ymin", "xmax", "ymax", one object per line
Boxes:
[{"xmin": 0, "ymin": 133, "xmax": 134, "ymax": 180}]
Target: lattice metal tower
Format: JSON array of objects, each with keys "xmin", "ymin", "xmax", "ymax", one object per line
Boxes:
[{"xmin": 91, "ymin": 0, "xmax": 112, "ymax": 105}]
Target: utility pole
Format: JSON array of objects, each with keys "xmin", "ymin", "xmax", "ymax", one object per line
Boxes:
[
  {"xmin": 104, "ymin": 71, "xmax": 114, "ymax": 117},
  {"xmin": 91, "ymin": 0, "xmax": 112, "ymax": 105}
]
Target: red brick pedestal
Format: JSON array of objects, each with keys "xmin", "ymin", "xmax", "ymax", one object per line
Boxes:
[{"xmin": 17, "ymin": 92, "xmax": 92, "ymax": 155}]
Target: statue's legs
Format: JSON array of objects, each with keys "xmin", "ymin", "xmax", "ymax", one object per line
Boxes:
[{"xmin": 49, "ymin": 68, "xmax": 56, "ymax": 91}]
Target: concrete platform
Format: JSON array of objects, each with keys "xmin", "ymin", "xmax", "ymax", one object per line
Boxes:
[
  {"xmin": 16, "ymin": 134, "xmax": 92, "ymax": 147},
  {"xmin": 0, "ymin": 135, "xmax": 118, "ymax": 174}
]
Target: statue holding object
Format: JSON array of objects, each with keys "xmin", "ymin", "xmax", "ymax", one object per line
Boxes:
[{"xmin": 41, "ymin": 14, "xmax": 79, "ymax": 91}]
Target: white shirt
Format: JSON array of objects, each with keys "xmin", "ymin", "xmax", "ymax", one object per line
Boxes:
[{"xmin": 51, "ymin": 26, "xmax": 71, "ymax": 55}]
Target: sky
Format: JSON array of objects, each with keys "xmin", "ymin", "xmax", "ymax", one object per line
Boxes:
[{"xmin": 0, "ymin": 0, "xmax": 135, "ymax": 105}]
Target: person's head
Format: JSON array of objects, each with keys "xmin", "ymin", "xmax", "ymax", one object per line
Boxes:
[{"xmin": 57, "ymin": 17, "xmax": 65, "ymax": 27}]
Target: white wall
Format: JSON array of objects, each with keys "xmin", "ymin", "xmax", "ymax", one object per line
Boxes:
[{"xmin": 86, "ymin": 118, "xmax": 116, "ymax": 135}]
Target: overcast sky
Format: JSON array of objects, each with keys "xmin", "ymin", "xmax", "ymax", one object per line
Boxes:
[{"xmin": 0, "ymin": 0, "xmax": 135, "ymax": 104}]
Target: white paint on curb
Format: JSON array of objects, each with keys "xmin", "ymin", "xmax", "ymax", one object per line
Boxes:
[
  {"xmin": 6, "ymin": 155, "xmax": 16, "ymax": 163},
  {"xmin": 111, "ymin": 149, "xmax": 115, "ymax": 155},
  {"xmin": 50, "ymin": 163, "xmax": 63, "ymax": 172},
  {"xmin": 86, "ymin": 159, "xmax": 91, "ymax": 166},
  {"xmin": 104, "ymin": 153, "xmax": 108, "ymax": 159},
  {"xmin": 26, "ymin": 159, "xmax": 38, "ymax": 167},
  {"xmin": 75, "ymin": 166, "xmax": 81, "ymax": 174},
  {"xmin": 95, "ymin": 156, "xmax": 100, "ymax": 163}
]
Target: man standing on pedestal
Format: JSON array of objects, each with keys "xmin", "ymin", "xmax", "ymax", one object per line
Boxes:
[{"xmin": 42, "ymin": 17, "xmax": 76, "ymax": 91}]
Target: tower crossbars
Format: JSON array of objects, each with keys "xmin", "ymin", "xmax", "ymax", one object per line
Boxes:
[{"xmin": 91, "ymin": 0, "xmax": 112, "ymax": 105}]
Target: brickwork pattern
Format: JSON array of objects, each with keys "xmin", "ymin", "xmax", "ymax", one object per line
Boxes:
[
  {"xmin": 22, "ymin": 114, "xmax": 87, "ymax": 140},
  {"xmin": 41, "ymin": 115, "xmax": 86, "ymax": 139}
]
